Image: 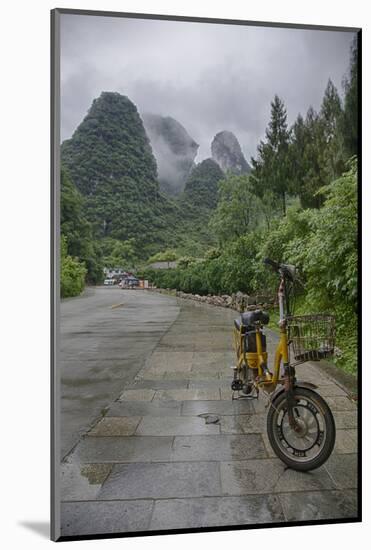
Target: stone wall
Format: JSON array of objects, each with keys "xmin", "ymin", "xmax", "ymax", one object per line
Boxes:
[{"xmin": 154, "ymin": 288, "xmax": 275, "ymax": 312}]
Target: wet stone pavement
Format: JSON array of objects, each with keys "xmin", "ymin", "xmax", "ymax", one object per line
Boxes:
[{"xmin": 60, "ymin": 290, "xmax": 358, "ymax": 537}]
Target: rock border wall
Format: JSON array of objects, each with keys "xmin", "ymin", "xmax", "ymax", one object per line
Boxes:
[{"xmin": 153, "ymin": 288, "xmax": 275, "ymax": 312}]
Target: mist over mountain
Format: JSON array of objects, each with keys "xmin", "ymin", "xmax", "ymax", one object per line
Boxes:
[
  {"xmin": 142, "ymin": 113, "xmax": 199, "ymax": 196},
  {"xmin": 211, "ymin": 130, "xmax": 251, "ymax": 174}
]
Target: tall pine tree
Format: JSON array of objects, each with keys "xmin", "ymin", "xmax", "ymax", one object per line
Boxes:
[
  {"xmin": 340, "ymin": 36, "xmax": 358, "ymax": 158},
  {"xmin": 320, "ymin": 79, "xmax": 345, "ymax": 180},
  {"xmin": 251, "ymin": 95, "xmax": 291, "ymax": 215}
]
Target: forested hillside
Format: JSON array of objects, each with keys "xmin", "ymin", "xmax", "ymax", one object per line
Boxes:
[{"xmin": 61, "ymin": 92, "xmax": 181, "ymax": 254}]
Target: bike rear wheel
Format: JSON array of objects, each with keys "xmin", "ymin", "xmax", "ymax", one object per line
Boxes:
[{"xmin": 267, "ymin": 387, "xmax": 335, "ymax": 471}]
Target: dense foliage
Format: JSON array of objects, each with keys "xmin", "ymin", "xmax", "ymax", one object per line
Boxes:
[
  {"xmin": 209, "ymin": 174, "xmax": 263, "ymax": 242},
  {"xmin": 60, "ymin": 168, "xmax": 103, "ymax": 284},
  {"xmin": 183, "ymin": 158, "xmax": 224, "ymax": 210},
  {"xmin": 60, "ymin": 236, "xmax": 87, "ymax": 298}
]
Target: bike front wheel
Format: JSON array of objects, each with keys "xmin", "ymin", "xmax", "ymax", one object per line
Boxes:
[{"xmin": 267, "ymin": 387, "xmax": 335, "ymax": 471}]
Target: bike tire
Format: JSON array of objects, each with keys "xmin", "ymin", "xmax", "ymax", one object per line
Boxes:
[{"xmin": 267, "ymin": 387, "xmax": 336, "ymax": 472}]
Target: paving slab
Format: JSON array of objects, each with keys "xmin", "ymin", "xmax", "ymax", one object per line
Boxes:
[
  {"xmin": 124, "ymin": 379, "xmax": 189, "ymax": 390},
  {"xmin": 316, "ymin": 384, "xmax": 348, "ymax": 397},
  {"xmin": 325, "ymin": 395, "xmax": 357, "ymax": 411},
  {"xmin": 136, "ymin": 416, "xmax": 221, "ymax": 436},
  {"xmin": 148, "ymin": 351, "xmax": 194, "ymax": 365},
  {"xmin": 333, "ymin": 429, "xmax": 358, "ymax": 454},
  {"xmin": 72, "ymin": 435, "xmax": 174, "ymax": 463},
  {"xmin": 150, "ymin": 494, "xmax": 285, "ymax": 530},
  {"xmin": 165, "ymin": 371, "xmax": 220, "ymax": 380},
  {"xmin": 88, "ymin": 417, "xmax": 141, "ymax": 437},
  {"xmin": 142, "ymin": 363, "xmax": 193, "ymax": 376},
  {"xmin": 188, "ymin": 379, "xmax": 230, "ymax": 389},
  {"xmin": 98, "ymin": 462, "xmax": 221, "ymax": 499},
  {"xmin": 192, "ymin": 351, "xmax": 232, "ymax": 363},
  {"xmin": 279, "ymin": 489, "xmax": 358, "ymax": 521},
  {"xmin": 181, "ymin": 399, "xmax": 254, "ymax": 416},
  {"xmin": 107, "ymin": 400, "xmax": 181, "ymax": 417},
  {"xmin": 119, "ymin": 389, "xmax": 155, "ymax": 401},
  {"xmin": 220, "ymin": 387, "xmax": 237, "ymax": 400},
  {"xmin": 61, "ymin": 500, "xmax": 154, "ymax": 537},
  {"xmin": 154, "ymin": 389, "xmax": 220, "ymax": 401},
  {"xmin": 333, "ymin": 410, "xmax": 358, "ymax": 429},
  {"xmin": 220, "ymin": 458, "xmax": 336, "ymax": 495},
  {"xmin": 324, "ymin": 453, "xmax": 358, "ymax": 489},
  {"xmin": 61, "ymin": 463, "xmax": 112, "ymax": 501},
  {"xmin": 172, "ymin": 434, "xmax": 267, "ymax": 461},
  {"xmin": 220, "ymin": 413, "xmax": 266, "ymax": 434}
]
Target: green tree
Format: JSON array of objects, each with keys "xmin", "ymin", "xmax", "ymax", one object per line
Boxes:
[
  {"xmin": 60, "ymin": 168, "xmax": 103, "ymax": 283},
  {"xmin": 302, "ymin": 160, "xmax": 358, "ymax": 309},
  {"xmin": 340, "ymin": 36, "xmax": 358, "ymax": 158},
  {"xmin": 251, "ymin": 95, "xmax": 291, "ymax": 215},
  {"xmin": 320, "ymin": 79, "xmax": 345, "ymax": 180},
  {"xmin": 101, "ymin": 237, "xmax": 137, "ymax": 270},
  {"xmin": 209, "ymin": 174, "xmax": 262, "ymax": 243},
  {"xmin": 292, "ymin": 107, "xmax": 327, "ymax": 209},
  {"xmin": 60, "ymin": 236, "xmax": 87, "ymax": 298}
]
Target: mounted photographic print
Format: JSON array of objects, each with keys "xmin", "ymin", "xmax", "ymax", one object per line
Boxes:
[{"xmin": 51, "ymin": 8, "xmax": 361, "ymax": 541}]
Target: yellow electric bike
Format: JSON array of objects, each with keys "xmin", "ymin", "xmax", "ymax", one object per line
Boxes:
[{"xmin": 231, "ymin": 258, "xmax": 336, "ymax": 471}]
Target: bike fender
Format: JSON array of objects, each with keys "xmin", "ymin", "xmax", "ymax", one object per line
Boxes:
[
  {"xmin": 271, "ymin": 381, "xmax": 318, "ymax": 404},
  {"xmin": 295, "ymin": 380, "xmax": 318, "ymax": 390}
]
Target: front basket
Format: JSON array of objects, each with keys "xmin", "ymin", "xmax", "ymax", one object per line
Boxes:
[{"xmin": 286, "ymin": 314, "xmax": 335, "ymax": 364}]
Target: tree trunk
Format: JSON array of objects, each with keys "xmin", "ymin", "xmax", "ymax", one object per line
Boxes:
[{"xmin": 282, "ymin": 191, "xmax": 286, "ymax": 216}]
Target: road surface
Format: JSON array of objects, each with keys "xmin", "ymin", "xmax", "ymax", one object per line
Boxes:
[{"xmin": 60, "ymin": 287, "xmax": 180, "ymax": 458}]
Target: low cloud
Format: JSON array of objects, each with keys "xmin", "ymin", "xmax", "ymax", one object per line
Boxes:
[{"xmin": 61, "ymin": 14, "xmax": 355, "ymax": 161}]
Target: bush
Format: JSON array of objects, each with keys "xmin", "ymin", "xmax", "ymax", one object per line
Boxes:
[{"xmin": 60, "ymin": 236, "xmax": 87, "ymax": 298}]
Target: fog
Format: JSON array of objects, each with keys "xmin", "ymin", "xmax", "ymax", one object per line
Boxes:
[{"xmin": 60, "ymin": 14, "xmax": 355, "ymax": 162}]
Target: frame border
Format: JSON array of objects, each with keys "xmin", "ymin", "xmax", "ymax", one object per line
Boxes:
[{"xmin": 51, "ymin": 8, "xmax": 362, "ymax": 542}]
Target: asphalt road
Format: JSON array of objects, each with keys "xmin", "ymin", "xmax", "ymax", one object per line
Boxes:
[{"xmin": 60, "ymin": 287, "xmax": 180, "ymax": 458}]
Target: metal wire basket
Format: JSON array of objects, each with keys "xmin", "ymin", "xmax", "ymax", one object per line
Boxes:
[{"xmin": 287, "ymin": 314, "xmax": 335, "ymax": 364}]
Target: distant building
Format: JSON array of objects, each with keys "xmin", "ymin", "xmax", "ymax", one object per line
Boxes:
[
  {"xmin": 147, "ymin": 261, "xmax": 178, "ymax": 270},
  {"xmin": 103, "ymin": 267, "xmax": 128, "ymax": 278}
]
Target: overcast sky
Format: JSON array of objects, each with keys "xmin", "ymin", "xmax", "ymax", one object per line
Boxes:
[{"xmin": 60, "ymin": 14, "xmax": 355, "ymax": 162}]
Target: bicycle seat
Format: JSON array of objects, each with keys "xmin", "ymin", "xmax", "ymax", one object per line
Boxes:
[{"xmin": 234, "ymin": 310, "xmax": 270, "ymax": 332}]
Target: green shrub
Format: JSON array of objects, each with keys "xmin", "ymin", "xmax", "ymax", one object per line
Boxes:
[{"xmin": 60, "ymin": 236, "xmax": 87, "ymax": 298}]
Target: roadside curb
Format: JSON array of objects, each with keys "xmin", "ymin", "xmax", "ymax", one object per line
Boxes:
[{"xmin": 312, "ymin": 359, "xmax": 358, "ymax": 399}]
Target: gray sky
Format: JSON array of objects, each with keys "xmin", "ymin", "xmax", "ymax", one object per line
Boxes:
[{"xmin": 60, "ymin": 14, "xmax": 355, "ymax": 162}]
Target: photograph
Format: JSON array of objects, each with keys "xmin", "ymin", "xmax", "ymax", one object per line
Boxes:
[{"xmin": 52, "ymin": 9, "xmax": 360, "ymax": 540}]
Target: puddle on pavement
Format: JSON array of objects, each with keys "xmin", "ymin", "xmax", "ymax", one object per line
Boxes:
[{"xmin": 80, "ymin": 464, "xmax": 112, "ymax": 485}]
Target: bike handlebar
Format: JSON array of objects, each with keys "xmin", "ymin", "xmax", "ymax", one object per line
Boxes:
[
  {"xmin": 263, "ymin": 258, "xmax": 297, "ymax": 282},
  {"xmin": 263, "ymin": 258, "xmax": 280, "ymax": 271}
]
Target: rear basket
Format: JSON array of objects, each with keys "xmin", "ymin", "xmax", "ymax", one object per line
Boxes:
[{"xmin": 287, "ymin": 314, "xmax": 335, "ymax": 364}]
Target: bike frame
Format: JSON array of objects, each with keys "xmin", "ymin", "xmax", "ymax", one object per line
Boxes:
[{"xmin": 233, "ymin": 273, "xmax": 292, "ymax": 392}]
